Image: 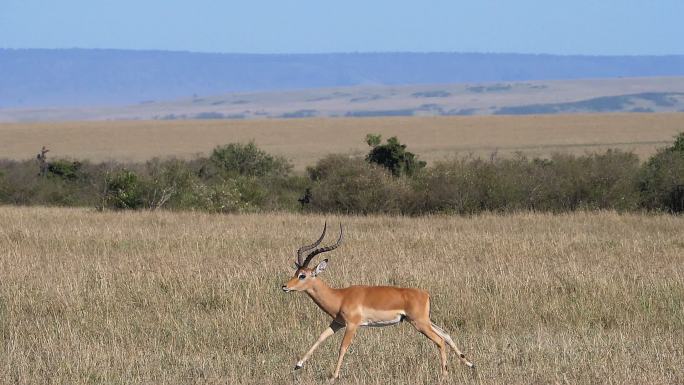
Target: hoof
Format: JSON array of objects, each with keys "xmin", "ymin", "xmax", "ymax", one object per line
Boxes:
[
  {"xmin": 294, "ymin": 364, "xmax": 302, "ymax": 370},
  {"xmin": 469, "ymin": 363, "xmax": 476, "ymax": 369}
]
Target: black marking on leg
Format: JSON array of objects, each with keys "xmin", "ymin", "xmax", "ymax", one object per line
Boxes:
[
  {"xmin": 460, "ymin": 353, "xmax": 465, "ymax": 358},
  {"xmin": 294, "ymin": 364, "xmax": 302, "ymax": 370}
]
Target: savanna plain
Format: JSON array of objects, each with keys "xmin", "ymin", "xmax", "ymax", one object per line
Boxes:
[
  {"xmin": 2, "ymin": 113, "xmax": 684, "ymax": 169},
  {"xmin": 1, "ymin": 207, "xmax": 682, "ymax": 385}
]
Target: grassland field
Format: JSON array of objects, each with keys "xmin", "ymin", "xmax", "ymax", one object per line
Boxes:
[
  {"xmin": 0, "ymin": 206, "xmax": 682, "ymax": 384},
  {"xmin": 1, "ymin": 113, "xmax": 684, "ymax": 169}
]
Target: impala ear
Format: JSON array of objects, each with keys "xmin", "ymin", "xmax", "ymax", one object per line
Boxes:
[{"xmin": 313, "ymin": 259, "xmax": 328, "ymax": 276}]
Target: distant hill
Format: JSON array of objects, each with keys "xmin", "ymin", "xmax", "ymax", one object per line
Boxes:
[
  {"xmin": 2, "ymin": 49, "xmax": 684, "ymax": 108},
  {"xmin": 2, "ymin": 77, "xmax": 684, "ymax": 122}
]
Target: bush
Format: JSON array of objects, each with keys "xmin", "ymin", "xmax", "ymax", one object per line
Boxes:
[
  {"xmin": 525, "ymin": 151, "xmax": 640, "ymax": 212},
  {"xmin": 671, "ymin": 133, "xmax": 684, "ymax": 152},
  {"xmin": 420, "ymin": 156, "xmax": 531, "ymax": 214},
  {"xmin": 365, "ymin": 134, "xmax": 426, "ymax": 177},
  {"xmin": 305, "ymin": 155, "xmax": 413, "ymax": 214},
  {"xmin": 103, "ymin": 169, "xmax": 145, "ymax": 209},
  {"xmin": 0, "ymin": 159, "xmax": 104, "ymax": 207},
  {"xmin": 210, "ymin": 142, "xmax": 291, "ymax": 178},
  {"xmin": 141, "ymin": 158, "xmax": 203, "ymax": 210},
  {"xmin": 258, "ymin": 174, "xmax": 310, "ymax": 212},
  {"xmin": 0, "ymin": 136, "xmax": 680, "ymax": 215},
  {"xmin": 639, "ymin": 133, "xmax": 684, "ymax": 212},
  {"xmin": 197, "ymin": 177, "xmax": 262, "ymax": 213},
  {"xmin": 47, "ymin": 160, "xmax": 83, "ymax": 180},
  {"xmin": 419, "ymin": 151, "xmax": 640, "ymax": 214},
  {"xmin": 578, "ymin": 150, "xmax": 640, "ymax": 210}
]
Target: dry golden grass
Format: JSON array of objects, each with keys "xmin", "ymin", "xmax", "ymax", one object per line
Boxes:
[
  {"xmin": 1, "ymin": 206, "xmax": 682, "ymax": 384},
  {"xmin": 1, "ymin": 113, "xmax": 683, "ymax": 169}
]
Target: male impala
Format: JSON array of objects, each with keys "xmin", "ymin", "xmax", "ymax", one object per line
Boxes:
[{"xmin": 282, "ymin": 222, "xmax": 475, "ymax": 380}]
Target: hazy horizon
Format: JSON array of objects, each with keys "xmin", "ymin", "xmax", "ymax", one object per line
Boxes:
[
  {"xmin": 3, "ymin": 50, "xmax": 684, "ymax": 109},
  {"xmin": 2, "ymin": 0, "xmax": 683, "ymax": 55},
  {"xmin": 3, "ymin": 0, "xmax": 683, "ymax": 110},
  {"xmin": 6, "ymin": 47, "xmax": 684, "ymax": 57}
]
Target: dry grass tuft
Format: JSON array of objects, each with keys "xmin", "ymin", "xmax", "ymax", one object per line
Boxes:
[{"xmin": 0, "ymin": 207, "xmax": 682, "ymax": 384}]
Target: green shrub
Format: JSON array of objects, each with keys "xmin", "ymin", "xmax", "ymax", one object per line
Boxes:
[
  {"xmin": 306, "ymin": 155, "xmax": 412, "ymax": 214},
  {"xmin": 210, "ymin": 142, "xmax": 291, "ymax": 177},
  {"xmin": 365, "ymin": 134, "xmax": 426, "ymax": 177},
  {"xmin": 0, "ymin": 159, "xmax": 104, "ymax": 207},
  {"xmin": 47, "ymin": 160, "xmax": 83, "ymax": 180},
  {"xmin": 578, "ymin": 150, "xmax": 640, "ymax": 210},
  {"xmin": 141, "ymin": 158, "xmax": 203, "ymax": 210},
  {"xmin": 104, "ymin": 169, "xmax": 145, "ymax": 209},
  {"xmin": 671, "ymin": 132, "xmax": 684, "ymax": 152},
  {"xmin": 0, "ymin": 170, "xmax": 5, "ymax": 201},
  {"xmin": 0, "ymin": 136, "xmax": 680, "ymax": 215},
  {"xmin": 257, "ymin": 174, "xmax": 310, "ymax": 212},
  {"xmin": 420, "ymin": 156, "xmax": 530, "ymax": 214},
  {"xmin": 198, "ymin": 176, "xmax": 263, "ymax": 213},
  {"xmin": 526, "ymin": 151, "xmax": 640, "ymax": 212},
  {"xmin": 639, "ymin": 133, "xmax": 684, "ymax": 212},
  {"xmin": 420, "ymin": 150, "xmax": 640, "ymax": 214}
]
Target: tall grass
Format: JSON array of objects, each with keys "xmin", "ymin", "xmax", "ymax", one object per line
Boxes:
[{"xmin": 1, "ymin": 207, "xmax": 682, "ymax": 384}]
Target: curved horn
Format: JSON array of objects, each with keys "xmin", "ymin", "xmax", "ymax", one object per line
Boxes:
[
  {"xmin": 302, "ymin": 223, "xmax": 343, "ymax": 268},
  {"xmin": 296, "ymin": 221, "xmax": 327, "ymax": 267}
]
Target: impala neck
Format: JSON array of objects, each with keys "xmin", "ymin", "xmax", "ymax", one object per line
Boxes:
[{"xmin": 305, "ymin": 278, "xmax": 342, "ymax": 319}]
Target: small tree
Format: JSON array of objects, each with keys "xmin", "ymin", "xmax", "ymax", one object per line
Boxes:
[
  {"xmin": 47, "ymin": 160, "xmax": 83, "ymax": 180},
  {"xmin": 365, "ymin": 134, "xmax": 426, "ymax": 177},
  {"xmin": 210, "ymin": 142, "xmax": 291, "ymax": 178},
  {"xmin": 103, "ymin": 169, "xmax": 145, "ymax": 209},
  {"xmin": 668, "ymin": 132, "xmax": 684, "ymax": 153},
  {"xmin": 305, "ymin": 154, "xmax": 412, "ymax": 214},
  {"xmin": 639, "ymin": 132, "xmax": 684, "ymax": 212},
  {"xmin": 365, "ymin": 133, "xmax": 382, "ymax": 147}
]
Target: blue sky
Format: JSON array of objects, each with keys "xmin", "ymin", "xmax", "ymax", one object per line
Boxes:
[{"xmin": 1, "ymin": 0, "xmax": 682, "ymax": 55}]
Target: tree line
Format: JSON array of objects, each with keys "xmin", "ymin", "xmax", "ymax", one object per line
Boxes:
[{"xmin": 0, "ymin": 133, "xmax": 682, "ymax": 214}]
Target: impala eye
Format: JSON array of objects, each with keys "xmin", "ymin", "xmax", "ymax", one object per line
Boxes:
[{"xmin": 298, "ymin": 274, "xmax": 306, "ymax": 280}]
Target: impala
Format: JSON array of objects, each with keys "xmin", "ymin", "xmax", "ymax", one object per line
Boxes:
[{"xmin": 282, "ymin": 222, "xmax": 475, "ymax": 381}]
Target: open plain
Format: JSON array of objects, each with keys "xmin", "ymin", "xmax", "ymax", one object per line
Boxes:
[
  {"xmin": 1, "ymin": 113, "xmax": 683, "ymax": 169},
  {"xmin": 2, "ymin": 76, "xmax": 684, "ymax": 122},
  {"xmin": 0, "ymin": 206, "xmax": 682, "ymax": 384}
]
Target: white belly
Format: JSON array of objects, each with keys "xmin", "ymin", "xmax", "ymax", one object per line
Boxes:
[{"xmin": 361, "ymin": 313, "xmax": 404, "ymax": 327}]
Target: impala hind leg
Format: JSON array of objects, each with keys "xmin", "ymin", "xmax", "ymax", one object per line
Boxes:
[
  {"xmin": 331, "ymin": 323, "xmax": 359, "ymax": 381},
  {"xmin": 430, "ymin": 322, "xmax": 475, "ymax": 369},
  {"xmin": 295, "ymin": 321, "xmax": 344, "ymax": 370},
  {"xmin": 411, "ymin": 320, "xmax": 448, "ymax": 376}
]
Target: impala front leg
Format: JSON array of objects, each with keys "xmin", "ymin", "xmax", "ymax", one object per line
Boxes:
[
  {"xmin": 295, "ymin": 321, "xmax": 344, "ymax": 370},
  {"xmin": 331, "ymin": 323, "xmax": 359, "ymax": 381}
]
